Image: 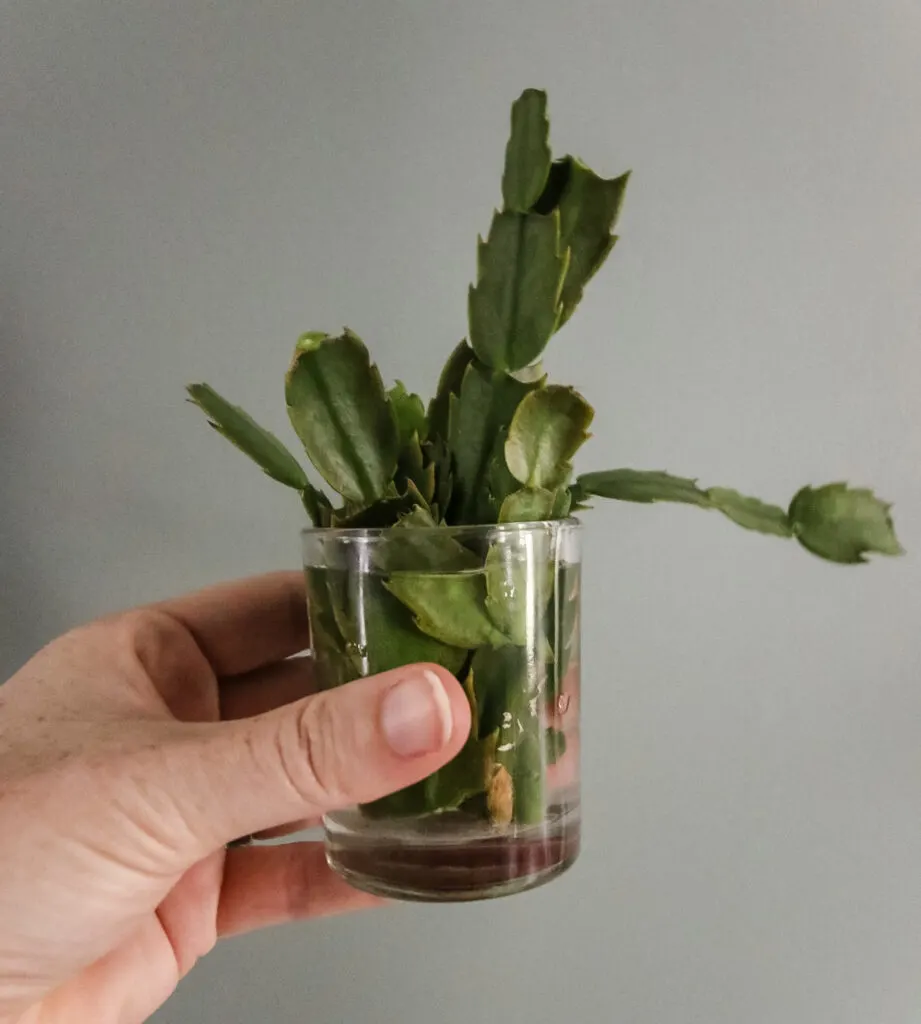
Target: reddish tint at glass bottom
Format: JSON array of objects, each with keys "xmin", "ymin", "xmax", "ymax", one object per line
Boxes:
[{"xmin": 325, "ymin": 802, "xmax": 581, "ymax": 902}]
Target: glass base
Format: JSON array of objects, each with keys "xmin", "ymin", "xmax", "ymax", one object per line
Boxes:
[{"xmin": 325, "ymin": 803, "xmax": 580, "ymax": 902}]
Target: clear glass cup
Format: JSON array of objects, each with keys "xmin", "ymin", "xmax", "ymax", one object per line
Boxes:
[{"xmin": 301, "ymin": 518, "xmax": 582, "ymax": 902}]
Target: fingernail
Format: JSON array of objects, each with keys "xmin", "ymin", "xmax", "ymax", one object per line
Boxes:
[{"xmin": 380, "ymin": 669, "xmax": 453, "ymax": 757}]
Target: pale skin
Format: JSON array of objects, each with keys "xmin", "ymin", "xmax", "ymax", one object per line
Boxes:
[{"xmin": 0, "ymin": 572, "xmax": 471, "ymax": 1024}]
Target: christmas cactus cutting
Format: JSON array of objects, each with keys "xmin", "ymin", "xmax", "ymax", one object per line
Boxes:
[{"xmin": 185, "ymin": 89, "xmax": 902, "ymax": 901}]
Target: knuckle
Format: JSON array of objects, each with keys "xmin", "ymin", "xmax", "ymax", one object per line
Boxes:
[
  {"xmin": 114, "ymin": 608, "xmax": 204, "ymax": 679},
  {"xmin": 120, "ymin": 607, "xmax": 184, "ymax": 652},
  {"xmin": 281, "ymin": 695, "xmax": 348, "ymax": 807}
]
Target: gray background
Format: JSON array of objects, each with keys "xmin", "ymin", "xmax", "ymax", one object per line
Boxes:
[{"xmin": 2, "ymin": 1, "xmax": 920, "ymax": 1022}]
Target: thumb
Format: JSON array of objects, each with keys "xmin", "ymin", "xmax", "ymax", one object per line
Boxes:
[{"xmin": 161, "ymin": 664, "xmax": 470, "ymax": 856}]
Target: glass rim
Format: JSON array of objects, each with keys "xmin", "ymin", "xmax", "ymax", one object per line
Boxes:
[{"xmin": 300, "ymin": 515, "xmax": 582, "ymax": 542}]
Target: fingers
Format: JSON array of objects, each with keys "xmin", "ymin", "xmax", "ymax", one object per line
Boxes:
[
  {"xmin": 220, "ymin": 657, "xmax": 317, "ymax": 721},
  {"xmin": 218, "ymin": 843, "xmax": 382, "ymax": 937},
  {"xmin": 154, "ymin": 852, "xmax": 223, "ymax": 977},
  {"xmin": 154, "ymin": 571, "xmax": 309, "ymax": 676},
  {"xmin": 545, "ymin": 731, "xmax": 579, "ymax": 791},
  {"xmin": 166, "ymin": 663, "xmax": 471, "ymax": 855}
]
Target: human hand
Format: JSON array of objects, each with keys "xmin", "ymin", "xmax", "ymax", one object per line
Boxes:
[{"xmin": 0, "ymin": 572, "xmax": 470, "ymax": 1024}]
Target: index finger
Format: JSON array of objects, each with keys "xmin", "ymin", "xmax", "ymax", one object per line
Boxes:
[{"xmin": 154, "ymin": 570, "xmax": 310, "ymax": 676}]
